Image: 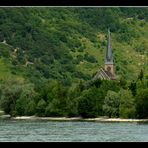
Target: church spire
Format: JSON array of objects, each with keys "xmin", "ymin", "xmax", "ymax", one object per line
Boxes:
[
  {"xmin": 93, "ymin": 29, "xmax": 116, "ymax": 80},
  {"xmin": 105, "ymin": 29, "xmax": 113, "ymax": 64}
]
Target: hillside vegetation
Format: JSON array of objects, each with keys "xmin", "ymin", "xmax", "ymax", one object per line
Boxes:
[
  {"xmin": 0, "ymin": 7, "xmax": 148, "ymax": 83},
  {"xmin": 0, "ymin": 7, "xmax": 148, "ymax": 118}
]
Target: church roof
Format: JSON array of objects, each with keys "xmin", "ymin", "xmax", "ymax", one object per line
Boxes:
[{"xmin": 93, "ymin": 68, "xmax": 115, "ymax": 81}]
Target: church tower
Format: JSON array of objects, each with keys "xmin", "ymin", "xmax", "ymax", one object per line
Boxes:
[
  {"xmin": 104, "ymin": 29, "xmax": 115, "ymax": 79},
  {"xmin": 93, "ymin": 29, "xmax": 116, "ymax": 81}
]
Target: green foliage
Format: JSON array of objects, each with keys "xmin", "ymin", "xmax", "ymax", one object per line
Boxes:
[
  {"xmin": 134, "ymin": 42, "xmax": 147, "ymax": 54},
  {"xmin": 26, "ymin": 100, "xmax": 36, "ymax": 116},
  {"xmin": 78, "ymin": 87, "xmax": 98, "ymax": 118},
  {"xmin": 0, "ymin": 7, "xmax": 147, "ymax": 83},
  {"xmin": 129, "ymin": 81, "xmax": 137, "ymax": 96},
  {"xmin": 120, "ymin": 8, "xmax": 148, "ymax": 21},
  {"xmin": 0, "ymin": 78, "xmax": 22, "ymax": 115},
  {"xmin": 89, "ymin": 79, "xmax": 102, "ymax": 88},
  {"xmin": 118, "ymin": 77, "xmax": 128, "ymax": 89},
  {"xmin": 137, "ymin": 69, "xmax": 144, "ymax": 81},
  {"xmin": 103, "ymin": 90, "xmax": 120, "ymax": 118},
  {"xmin": 0, "ymin": 77, "xmax": 38, "ymax": 116},
  {"xmin": 84, "ymin": 53, "xmax": 97, "ymax": 63},
  {"xmin": 36, "ymin": 99, "xmax": 47, "ymax": 117},
  {"xmin": 0, "ymin": 43, "xmax": 12, "ymax": 58},
  {"xmin": 119, "ymin": 89, "xmax": 136, "ymax": 118},
  {"xmin": 43, "ymin": 81, "xmax": 69, "ymax": 117},
  {"xmin": 100, "ymin": 80, "xmax": 120, "ymax": 92},
  {"xmin": 135, "ymin": 88, "xmax": 148, "ymax": 119},
  {"xmin": 45, "ymin": 102, "xmax": 60, "ymax": 117},
  {"xmin": 66, "ymin": 86, "xmax": 81, "ymax": 117},
  {"xmin": 0, "ymin": 8, "xmax": 147, "ymax": 119},
  {"xmin": 15, "ymin": 83, "xmax": 38, "ymax": 116}
]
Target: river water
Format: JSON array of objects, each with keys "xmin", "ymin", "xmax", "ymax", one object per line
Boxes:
[{"xmin": 0, "ymin": 120, "xmax": 148, "ymax": 142}]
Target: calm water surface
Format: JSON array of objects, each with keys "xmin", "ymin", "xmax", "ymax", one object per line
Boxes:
[{"xmin": 0, "ymin": 120, "xmax": 148, "ymax": 142}]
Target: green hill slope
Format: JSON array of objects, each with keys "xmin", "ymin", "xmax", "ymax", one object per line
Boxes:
[{"xmin": 0, "ymin": 7, "xmax": 147, "ymax": 85}]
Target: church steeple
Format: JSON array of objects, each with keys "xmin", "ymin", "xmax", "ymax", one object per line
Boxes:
[
  {"xmin": 105, "ymin": 29, "xmax": 113, "ymax": 64},
  {"xmin": 104, "ymin": 29, "xmax": 115, "ymax": 79},
  {"xmin": 93, "ymin": 29, "xmax": 116, "ymax": 80}
]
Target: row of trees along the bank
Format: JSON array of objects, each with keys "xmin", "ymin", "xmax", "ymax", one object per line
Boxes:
[{"xmin": 0, "ymin": 70, "xmax": 148, "ymax": 119}]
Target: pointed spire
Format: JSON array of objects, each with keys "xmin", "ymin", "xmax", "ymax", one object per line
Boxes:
[{"xmin": 105, "ymin": 28, "xmax": 113, "ymax": 64}]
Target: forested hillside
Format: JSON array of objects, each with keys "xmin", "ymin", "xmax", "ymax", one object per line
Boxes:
[
  {"xmin": 0, "ymin": 7, "xmax": 148, "ymax": 83},
  {"xmin": 0, "ymin": 7, "xmax": 147, "ymax": 118}
]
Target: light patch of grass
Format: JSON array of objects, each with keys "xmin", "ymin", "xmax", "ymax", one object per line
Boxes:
[
  {"xmin": 0, "ymin": 58, "xmax": 12, "ymax": 80},
  {"xmin": 80, "ymin": 37, "xmax": 104, "ymax": 62},
  {"xmin": 76, "ymin": 61, "xmax": 100, "ymax": 76}
]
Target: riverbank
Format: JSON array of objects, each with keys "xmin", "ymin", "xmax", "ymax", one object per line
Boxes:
[
  {"xmin": 1, "ymin": 109, "xmax": 148, "ymax": 123},
  {"xmin": 11, "ymin": 116, "xmax": 148, "ymax": 123},
  {"xmin": 0, "ymin": 110, "xmax": 11, "ymax": 119}
]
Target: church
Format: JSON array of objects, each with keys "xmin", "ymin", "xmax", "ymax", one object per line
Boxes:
[{"xmin": 93, "ymin": 29, "xmax": 116, "ymax": 80}]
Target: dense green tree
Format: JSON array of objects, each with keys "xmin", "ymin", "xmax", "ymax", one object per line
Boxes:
[
  {"xmin": 78, "ymin": 86, "xmax": 105, "ymax": 118},
  {"xmin": 103, "ymin": 90, "xmax": 120, "ymax": 118},
  {"xmin": 100, "ymin": 80, "xmax": 120, "ymax": 93},
  {"xmin": 36, "ymin": 99, "xmax": 47, "ymax": 117},
  {"xmin": 25, "ymin": 100, "xmax": 36, "ymax": 116},
  {"xmin": 45, "ymin": 101, "xmax": 60, "ymax": 117},
  {"xmin": 0, "ymin": 78, "xmax": 24, "ymax": 115},
  {"xmin": 0, "ymin": 77, "xmax": 38, "ymax": 116},
  {"xmin": 135, "ymin": 88, "xmax": 148, "ymax": 119},
  {"xmin": 44, "ymin": 81, "xmax": 69, "ymax": 116},
  {"xmin": 119, "ymin": 89, "xmax": 135, "ymax": 118},
  {"xmin": 78, "ymin": 88, "xmax": 97, "ymax": 118},
  {"xmin": 129, "ymin": 81, "xmax": 137, "ymax": 96},
  {"xmin": 118, "ymin": 77, "xmax": 128, "ymax": 89},
  {"xmin": 15, "ymin": 83, "xmax": 38, "ymax": 116},
  {"xmin": 65, "ymin": 85, "xmax": 82, "ymax": 117}
]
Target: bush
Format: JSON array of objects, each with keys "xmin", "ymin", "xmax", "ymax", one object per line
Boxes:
[{"xmin": 84, "ymin": 53, "xmax": 97, "ymax": 63}]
